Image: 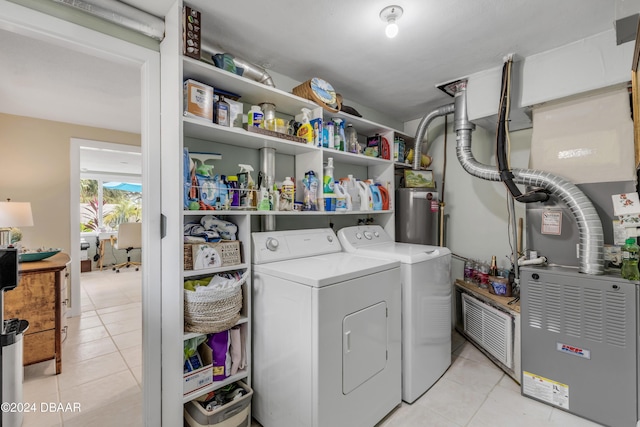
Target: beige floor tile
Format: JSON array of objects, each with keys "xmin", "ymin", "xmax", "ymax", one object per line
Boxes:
[
  {"xmin": 21, "ymin": 405, "xmax": 63, "ymax": 427},
  {"xmin": 63, "ymin": 336, "xmax": 118, "ymax": 364},
  {"xmin": 121, "ymin": 344, "xmax": 142, "ymax": 368},
  {"xmin": 66, "ymin": 314, "xmax": 103, "ymax": 330},
  {"xmin": 99, "ymin": 307, "xmax": 141, "ymax": 325},
  {"xmin": 22, "ymin": 374, "xmax": 59, "ymax": 403},
  {"xmin": 104, "ymin": 318, "xmax": 141, "ymax": 336},
  {"xmin": 62, "ymin": 394, "xmax": 143, "ymax": 427},
  {"xmin": 378, "ymin": 402, "xmax": 463, "ymax": 427},
  {"xmin": 547, "ymin": 408, "xmax": 603, "ymax": 426},
  {"xmin": 96, "ymin": 302, "xmax": 141, "ymax": 315},
  {"xmin": 131, "ymin": 363, "xmax": 143, "ymax": 385},
  {"xmin": 112, "ymin": 329, "xmax": 142, "ymax": 351},
  {"xmin": 469, "ymin": 382, "xmax": 553, "ymax": 427},
  {"xmin": 24, "ymin": 359, "xmax": 56, "ymax": 379},
  {"xmin": 497, "ymin": 373, "xmax": 521, "ymax": 393},
  {"xmin": 415, "ymin": 377, "xmax": 488, "ymax": 425},
  {"xmin": 57, "ymin": 351, "xmax": 129, "ymax": 391},
  {"xmin": 58, "ymin": 370, "xmax": 140, "ymax": 418},
  {"xmin": 64, "ymin": 325, "xmax": 110, "ymax": 345},
  {"xmin": 443, "ymin": 353, "xmax": 504, "ymax": 395},
  {"xmin": 453, "ymin": 341, "xmax": 501, "ymax": 369},
  {"xmin": 91, "ymin": 296, "xmax": 135, "ymax": 309}
]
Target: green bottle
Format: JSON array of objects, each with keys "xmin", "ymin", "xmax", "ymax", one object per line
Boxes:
[{"xmin": 621, "ymin": 237, "xmax": 640, "ymax": 280}]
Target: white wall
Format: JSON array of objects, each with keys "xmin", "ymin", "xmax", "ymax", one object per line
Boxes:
[{"xmin": 404, "ymin": 116, "xmax": 531, "ymax": 280}]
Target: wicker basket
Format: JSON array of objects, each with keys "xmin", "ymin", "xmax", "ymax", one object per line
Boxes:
[
  {"xmin": 184, "ymin": 273, "xmax": 247, "ymax": 334},
  {"xmin": 292, "ymin": 77, "xmax": 342, "ymax": 113}
]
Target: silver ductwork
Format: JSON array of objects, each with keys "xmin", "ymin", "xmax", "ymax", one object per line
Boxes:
[
  {"xmin": 202, "ymin": 42, "xmax": 275, "ymax": 88},
  {"xmin": 412, "ymin": 103, "xmax": 455, "ymax": 170},
  {"xmin": 52, "ymin": 0, "xmax": 164, "ymax": 40},
  {"xmin": 451, "ymin": 82, "xmax": 604, "ymax": 275}
]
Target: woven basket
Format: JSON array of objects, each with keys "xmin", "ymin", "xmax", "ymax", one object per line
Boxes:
[
  {"xmin": 292, "ymin": 77, "xmax": 342, "ymax": 113},
  {"xmin": 184, "ymin": 273, "xmax": 247, "ymax": 334}
]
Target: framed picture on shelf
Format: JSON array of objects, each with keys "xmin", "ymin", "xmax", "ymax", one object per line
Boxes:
[{"xmin": 403, "ymin": 169, "xmax": 435, "ymax": 188}]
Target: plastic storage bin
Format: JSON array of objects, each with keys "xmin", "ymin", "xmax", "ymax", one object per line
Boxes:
[{"xmin": 184, "ymin": 382, "xmax": 253, "ymax": 427}]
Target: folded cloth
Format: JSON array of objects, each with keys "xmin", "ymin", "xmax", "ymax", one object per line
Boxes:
[
  {"xmin": 200, "ymin": 215, "xmax": 238, "ymax": 240},
  {"xmin": 184, "ymin": 221, "xmax": 221, "ymax": 241}
]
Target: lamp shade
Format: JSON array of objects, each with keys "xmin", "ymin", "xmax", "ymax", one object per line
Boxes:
[{"xmin": 0, "ymin": 202, "xmax": 34, "ymax": 228}]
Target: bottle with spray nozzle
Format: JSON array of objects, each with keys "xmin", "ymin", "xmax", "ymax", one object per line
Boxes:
[
  {"xmin": 296, "ymin": 108, "xmax": 314, "ymax": 144},
  {"xmin": 238, "ymin": 164, "xmax": 255, "ymax": 209}
]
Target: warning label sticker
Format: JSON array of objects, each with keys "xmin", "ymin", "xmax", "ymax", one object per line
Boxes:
[{"xmin": 522, "ymin": 371, "xmax": 569, "ymax": 409}]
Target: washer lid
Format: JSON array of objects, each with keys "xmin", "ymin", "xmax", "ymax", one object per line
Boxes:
[
  {"xmin": 253, "ymin": 252, "xmax": 400, "ymax": 287},
  {"xmin": 347, "ymin": 242, "xmax": 451, "ymax": 264}
]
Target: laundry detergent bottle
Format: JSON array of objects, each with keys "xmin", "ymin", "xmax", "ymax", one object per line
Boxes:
[
  {"xmin": 357, "ymin": 180, "xmax": 373, "ymax": 211},
  {"xmin": 343, "ymin": 174, "xmax": 360, "ymax": 208},
  {"xmin": 323, "ymin": 157, "xmax": 335, "ymax": 194},
  {"xmin": 370, "ymin": 184, "xmax": 382, "ymax": 211},
  {"xmin": 334, "ymin": 181, "xmax": 351, "ymax": 212}
]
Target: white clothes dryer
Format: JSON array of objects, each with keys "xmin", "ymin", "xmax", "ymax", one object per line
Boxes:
[
  {"xmin": 251, "ymin": 228, "xmax": 401, "ymax": 427},
  {"xmin": 338, "ymin": 225, "xmax": 452, "ymax": 404}
]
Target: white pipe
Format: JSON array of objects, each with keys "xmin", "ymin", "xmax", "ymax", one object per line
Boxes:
[
  {"xmin": 518, "ymin": 256, "xmax": 547, "ymax": 266},
  {"xmin": 52, "ymin": 0, "xmax": 164, "ymax": 40}
]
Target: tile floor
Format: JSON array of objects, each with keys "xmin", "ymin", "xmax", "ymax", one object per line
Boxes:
[{"xmin": 21, "ymin": 269, "xmax": 602, "ymax": 427}]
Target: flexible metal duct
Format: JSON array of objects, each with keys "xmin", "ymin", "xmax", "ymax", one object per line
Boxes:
[
  {"xmin": 451, "ymin": 81, "xmax": 604, "ymax": 275},
  {"xmin": 202, "ymin": 42, "xmax": 275, "ymax": 88},
  {"xmin": 412, "ymin": 104, "xmax": 455, "ymax": 170},
  {"xmin": 52, "ymin": 0, "xmax": 164, "ymax": 40}
]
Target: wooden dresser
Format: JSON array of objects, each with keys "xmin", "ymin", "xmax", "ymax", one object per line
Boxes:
[{"xmin": 4, "ymin": 252, "xmax": 70, "ymax": 374}]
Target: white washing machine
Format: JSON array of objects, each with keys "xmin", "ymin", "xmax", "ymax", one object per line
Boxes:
[
  {"xmin": 251, "ymin": 228, "xmax": 402, "ymax": 427},
  {"xmin": 338, "ymin": 225, "xmax": 452, "ymax": 404}
]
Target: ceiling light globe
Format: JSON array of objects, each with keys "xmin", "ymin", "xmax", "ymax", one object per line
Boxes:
[{"xmin": 385, "ymin": 21, "xmax": 399, "ymax": 38}]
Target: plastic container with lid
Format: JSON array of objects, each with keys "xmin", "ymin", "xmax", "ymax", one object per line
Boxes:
[
  {"xmin": 345, "ymin": 124, "xmax": 358, "ymax": 153},
  {"xmin": 248, "ymin": 105, "xmax": 263, "ymax": 128},
  {"xmin": 227, "ymin": 175, "xmax": 239, "ymax": 207}
]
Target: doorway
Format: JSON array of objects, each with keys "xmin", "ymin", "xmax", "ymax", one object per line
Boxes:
[{"xmin": 0, "ymin": 2, "xmax": 161, "ymax": 425}]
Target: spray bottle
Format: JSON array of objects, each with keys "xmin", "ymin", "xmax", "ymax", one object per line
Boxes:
[
  {"xmin": 296, "ymin": 108, "xmax": 314, "ymax": 144},
  {"xmin": 238, "ymin": 164, "xmax": 255, "ymax": 209},
  {"xmin": 323, "ymin": 157, "xmax": 335, "ymax": 194},
  {"xmin": 303, "ymin": 171, "xmax": 319, "ymax": 211}
]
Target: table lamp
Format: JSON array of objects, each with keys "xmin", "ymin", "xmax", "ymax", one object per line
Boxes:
[{"xmin": 0, "ymin": 199, "xmax": 34, "ymax": 247}]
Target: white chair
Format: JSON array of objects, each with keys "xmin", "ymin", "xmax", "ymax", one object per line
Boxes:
[{"xmin": 112, "ymin": 222, "xmax": 142, "ymax": 273}]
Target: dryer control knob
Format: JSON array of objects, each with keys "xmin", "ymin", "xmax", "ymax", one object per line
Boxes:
[
  {"xmin": 363, "ymin": 231, "xmax": 373, "ymax": 240},
  {"xmin": 355, "ymin": 233, "xmax": 362, "ymax": 239},
  {"xmin": 374, "ymin": 231, "xmax": 380, "ymax": 237},
  {"xmin": 327, "ymin": 235, "xmax": 334, "ymax": 243},
  {"xmin": 265, "ymin": 237, "xmax": 279, "ymax": 251}
]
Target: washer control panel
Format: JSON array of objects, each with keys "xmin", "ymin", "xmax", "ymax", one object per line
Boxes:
[
  {"xmin": 253, "ymin": 228, "xmax": 341, "ymax": 264},
  {"xmin": 337, "ymin": 225, "xmax": 393, "ymax": 251}
]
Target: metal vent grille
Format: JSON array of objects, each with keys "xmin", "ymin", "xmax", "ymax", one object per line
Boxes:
[
  {"xmin": 462, "ymin": 294, "xmax": 513, "ymax": 367},
  {"xmin": 527, "ymin": 280, "xmax": 544, "ymax": 329},
  {"xmin": 524, "ymin": 274, "xmax": 629, "ymax": 348},
  {"xmin": 545, "ymin": 283, "xmax": 562, "ymax": 333},
  {"xmin": 583, "ymin": 288, "xmax": 604, "ymax": 342},
  {"xmin": 605, "ymin": 291, "xmax": 627, "ymax": 347},
  {"xmin": 563, "ymin": 285, "xmax": 582, "ymax": 337}
]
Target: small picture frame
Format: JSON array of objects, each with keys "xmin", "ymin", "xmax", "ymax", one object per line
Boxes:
[{"xmin": 403, "ymin": 169, "xmax": 435, "ymax": 188}]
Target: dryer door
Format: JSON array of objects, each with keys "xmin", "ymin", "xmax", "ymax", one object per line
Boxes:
[{"xmin": 342, "ymin": 302, "xmax": 387, "ymax": 394}]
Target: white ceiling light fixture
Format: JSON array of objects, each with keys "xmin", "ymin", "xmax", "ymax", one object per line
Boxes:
[{"xmin": 380, "ymin": 5, "xmax": 404, "ymax": 39}]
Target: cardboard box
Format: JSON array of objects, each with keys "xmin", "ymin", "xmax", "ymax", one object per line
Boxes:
[
  {"xmin": 80, "ymin": 259, "xmax": 91, "ymax": 273},
  {"xmin": 184, "ymin": 342, "xmax": 213, "ymax": 397},
  {"xmin": 186, "ymin": 241, "xmax": 242, "ymax": 270},
  {"xmin": 184, "ymin": 80, "xmax": 213, "ymax": 121},
  {"xmin": 182, "ymin": 5, "xmax": 201, "ymax": 59}
]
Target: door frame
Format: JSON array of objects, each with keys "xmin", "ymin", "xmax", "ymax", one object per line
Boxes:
[{"xmin": 0, "ymin": 2, "xmax": 162, "ymax": 425}]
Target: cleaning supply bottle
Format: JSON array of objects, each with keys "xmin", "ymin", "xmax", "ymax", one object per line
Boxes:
[
  {"xmin": 357, "ymin": 180, "xmax": 373, "ymax": 211},
  {"xmin": 370, "ymin": 184, "xmax": 382, "ymax": 211},
  {"xmin": 343, "ymin": 174, "xmax": 360, "ymax": 208},
  {"xmin": 248, "ymin": 105, "xmax": 263, "ymax": 128},
  {"xmin": 214, "ymin": 95, "xmax": 230, "ymax": 126},
  {"xmin": 238, "ymin": 164, "xmax": 255, "ymax": 209},
  {"xmin": 296, "ymin": 108, "xmax": 314, "ymax": 144},
  {"xmin": 622, "ymin": 237, "xmax": 640, "ymax": 280},
  {"xmin": 257, "ymin": 176, "xmax": 271, "ymax": 211},
  {"xmin": 334, "ymin": 181, "xmax": 349, "ymax": 212},
  {"xmin": 326, "ymin": 121, "xmax": 335, "ymax": 149},
  {"xmin": 323, "ymin": 157, "xmax": 335, "ymax": 194},
  {"xmin": 280, "ymin": 176, "xmax": 295, "ymax": 211},
  {"xmin": 303, "ymin": 171, "xmax": 319, "ymax": 211},
  {"xmin": 332, "ymin": 118, "xmax": 345, "ymax": 151},
  {"xmin": 345, "ymin": 124, "xmax": 358, "ymax": 153},
  {"xmin": 227, "ymin": 175, "xmax": 239, "ymax": 207}
]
